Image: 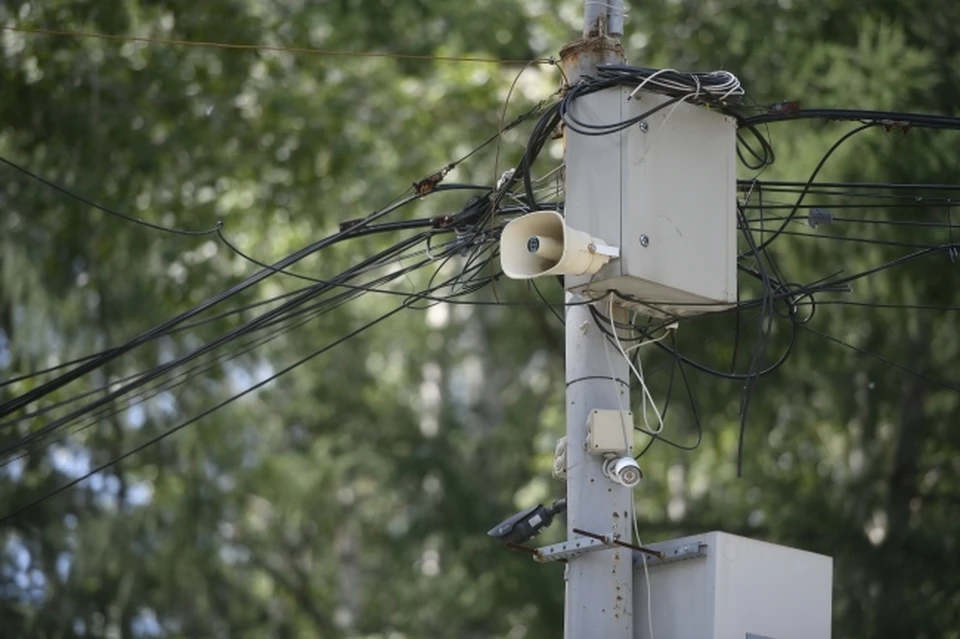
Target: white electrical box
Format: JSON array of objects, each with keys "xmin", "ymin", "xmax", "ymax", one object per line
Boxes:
[
  {"xmin": 633, "ymin": 531, "xmax": 833, "ymax": 639},
  {"xmin": 564, "ymin": 88, "xmax": 739, "ymax": 317},
  {"xmin": 587, "ymin": 409, "xmax": 634, "ymax": 454}
]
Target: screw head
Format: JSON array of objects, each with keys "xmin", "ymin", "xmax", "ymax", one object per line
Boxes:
[
  {"xmin": 639, "ymin": 234, "xmax": 650, "ymax": 247},
  {"xmin": 639, "ymin": 121, "xmax": 649, "ymax": 132}
]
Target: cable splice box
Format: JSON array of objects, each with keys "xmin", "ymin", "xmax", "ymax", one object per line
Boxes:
[{"xmin": 564, "ymin": 87, "xmax": 739, "ymax": 317}]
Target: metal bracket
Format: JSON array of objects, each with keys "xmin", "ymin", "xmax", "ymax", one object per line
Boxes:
[
  {"xmin": 536, "ymin": 528, "xmax": 666, "ymax": 563},
  {"xmin": 633, "ymin": 540, "xmax": 707, "ymax": 569},
  {"xmin": 534, "ymin": 536, "xmax": 609, "ymax": 563},
  {"xmin": 589, "ymin": 243, "xmax": 621, "ymax": 258}
]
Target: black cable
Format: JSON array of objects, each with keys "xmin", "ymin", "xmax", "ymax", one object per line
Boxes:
[
  {"xmin": 640, "ymin": 320, "xmax": 796, "ymax": 381},
  {"xmin": 0, "ymin": 252, "xmax": 443, "ymax": 459},
  {"xmin": 735, "ymin": 207, "xmax": 776, "ymax": 477},
  {"xmin": 0, "ymin": 284, "xmax": 339, "ymax": 389},
  {"xmin": 587, "ymin": 304, "xmax": 682, "ymax": 344},
  {"xmin": 584, "ymin": 310, "xmax": 702, "ymax": 459},
  {"xmin": 1, "ymin": 211, "xmax": 512, "ymax": 391},
  {"xmin": 562, "ymin": 89, "xmax": 687, "ymax": 136},
  {"xmin": 633, "ymin": 332, "xmax": 678, "ymax": 460},
  {"xmin": 635, "ymin": 339, "xmax": 703, "ymax": 458},
  {"xmin": 741, "ymin": 226, "xmax": 948, "ymax": 250},
  {"xmin": 619, "ymin": 243, "xmax": 957, "ymax": 470},
  {"xmin": 1, "ymin": 233, "xmax": 506, "ymax": 458},
  {"xmin": 741, "ymin": 108, "xmax": 960, "ymax": 130},
  {"xmin": 0, "ymin": 248, "xmax": 441, "ymax": 433},
  {"xmin": 729, "ymin": 284, "xmax": 742, "ymax": 374},
  {"xmin": 743, "ymin": 211, "xmax": 960, "ymax": 228},
  {"xmin": 0, "ymin": 303, "xmax": 408, "ymax": 523},
  {"xmin": 0, "ymin": 192, "xmax": 424, "ymax": 419},
  {"xmin": 0, "ymin": 155, "xmax": 223, "ymax": 237},
  {"xmin": 0, "ymin": 290, "xmax": 351, "ymax": 462},
  {"xmin": 801, "ymin": 324, "xmax": 960, "ymax": 395},
  {"xmin": 744, "ymin": 179, "xmax": 960, "ymax": 193},
  {"xmin": 737, "ymin": 126, "xmax": 776, "ymax": 170},
  {"xmin": 730, "ymin": 245, "xmax": 957, "ymax": 316},
  {"xmin": 0, "ymin": 232, "xmax": 435, "ymax": 454},
  {"xmin": 0, "ymin": 243, "xmax": 511, "ymax": 522},
  {"xmin": 807, "ymin": 300, "xmax": 960, "ymax": 312},
  {"xmin": 531, "ymin": 280, "xmax": 564, "ymax": 325},
  {"xmin": 744, "ymin": 123, "xmax": 876, "ymax": 256}
]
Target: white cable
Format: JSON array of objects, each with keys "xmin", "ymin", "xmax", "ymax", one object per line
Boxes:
[
  {"xmin": 530, "ymin": 163, "xmax": 565, "ymax": 185},
  {"xmin": 602, "ymin": 297, "xmax": 653, "ymax": 639},
  {"xmin": 602, "ymin": 313, "xmax": 633, "ymax": 453},
  {"xmin": 625, "ymin": 68, "xmax": 743, "ymax": 103},
  {"xmin": 623, "ymin": 327, "xmax": 673, "ymax": 353},
  {"xmin": 609, "ymin": 295, "xmax": 664, "ymax": 435},
  {"xmin": 627, "ymin": 68, "xmax": 679, "ymax": 101},
  {"xmin": 608, "ymin": 295, "xmax": 664, "ymax": 436},
  {"xmin": 634, "ymin": 509, "xmax": 654, "ymax": 639}
]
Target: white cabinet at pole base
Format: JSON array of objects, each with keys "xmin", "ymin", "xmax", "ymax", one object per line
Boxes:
[{"xmin": 633, "ymin": 531, "xmax": 833, "ymax": 639}]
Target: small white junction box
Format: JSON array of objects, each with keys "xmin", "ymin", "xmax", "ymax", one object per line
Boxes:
[
  {"xmin": 586, "ymin": 409, "xmax": 634, "ymax": 454},
  {"xmin": 564, "ymin": 88, "xmax": 739, "ymax": 317},
  {"xmin": 633, "ymin": 531, "xmax": 833, "ymax": 639}
]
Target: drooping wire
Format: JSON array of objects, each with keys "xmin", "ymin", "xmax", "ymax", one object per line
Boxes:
[
  {"xmin": 0, "ymin": 238, "xmax": 513, "ymax": 522},
  {"xmin": 0, "ymin": 155, "xmax": 223, "ymax": 237},
  {"xmin": 1, "ymin": 25, "xmax": 551, "ymax": 66},
  {"xmin": 1, "ymin": 230, "xmax": 503, "ymax": 457},
  {"xmin": 0, "ymin": 286, "xmax": 322, "ymax": 389},
  {"xmin": 0, "ymin": 91, "xmax": 554, "ymax": 407},
  {"xmin": 0, "ymin": 191, "xmax": 425, "ymax": 419},
  {"xmin": 0, "ymin": 238, "xmax": 450, "ymax": 434},
  {"xmin": 0, "ymin": 232, "xmax": 438, "ymax": 455},
  {"xmin": 744, "ymin": 123, "xmax": 877, "ymax": 256},
  {"xmin": 0, "ymin": 241, "xmax": 484, "ymax": 463},
  {"xmin": 634, "ymin": 332, "xmax": 703, "ymax": 459},
  {"xmin": 0, "ymin": 304, "xmax": 407, "ymax": 523},
  {"xmin": 801, "ymin": 325, "xmax": 960, "ymax": 395}
]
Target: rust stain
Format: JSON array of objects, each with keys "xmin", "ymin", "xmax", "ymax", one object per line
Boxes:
[
  {"xmin": 412, "ymin": 170, "xmax": 446, "ymax": 197},
  {"xmin": 559, "ymin": 36, "xmax": 625, "ymax": 77},
  {"xmin": 560, "ymin": 37, "xmax": 624, "ymax": 60},
  {"xmin": 588, "ymin": 13, "xmax": 607, "ymax": 38}
]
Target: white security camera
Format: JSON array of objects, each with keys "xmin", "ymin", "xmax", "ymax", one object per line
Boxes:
[{"xmin": 603, "ymin": 456, "xmax": 643, "ymax": 488}]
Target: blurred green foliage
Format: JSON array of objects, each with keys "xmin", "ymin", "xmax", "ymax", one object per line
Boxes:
[{"xmin": 1, "ymin": 1, "xmax": 959, "ymax": 637}]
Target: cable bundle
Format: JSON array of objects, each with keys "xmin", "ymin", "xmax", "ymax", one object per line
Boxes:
[
  {"xmin": 598, "ymin": 65, "xmax": 744, "ymax": 102},
  {"xmin": 556, "ymin": 64, "xmax": 745, "ymax": 137},
  {"xmin": 7, "ymin": 55, "xmax": 960, "ymax": 519}
]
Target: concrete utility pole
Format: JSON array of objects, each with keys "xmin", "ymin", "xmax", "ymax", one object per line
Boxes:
[
  {"xmin": 560, "ymin": 2, "xmax": 634, "ymax": 637},
  {"xmin": 498, "ymin": 5, "xmax": 835, "ymax": 637}
]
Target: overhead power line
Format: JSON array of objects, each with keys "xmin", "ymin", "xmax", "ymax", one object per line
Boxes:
[{"xmin": 1, "ymin": 25, "xmax": 553, "ymax": 65}]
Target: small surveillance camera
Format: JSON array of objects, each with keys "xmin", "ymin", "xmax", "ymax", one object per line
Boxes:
[
  {"xmin": 603, "ymin": 457, "xmax": 643, "ymax": 488},
  {"xmin": 487, "ymin": 498, "xmax": 567, "ymax": 546}
]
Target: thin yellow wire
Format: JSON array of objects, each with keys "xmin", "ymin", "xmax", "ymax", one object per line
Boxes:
[{"xmin": 1, "ymin": 25, "xmax": 551, "ymax": 65}]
